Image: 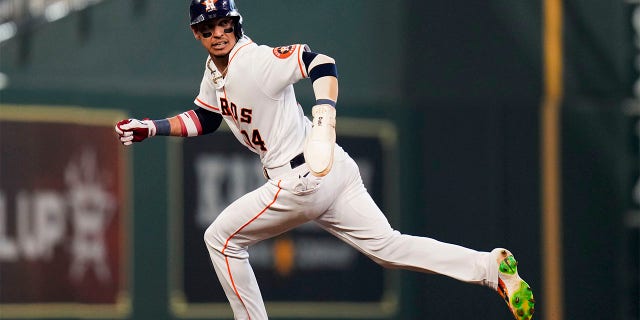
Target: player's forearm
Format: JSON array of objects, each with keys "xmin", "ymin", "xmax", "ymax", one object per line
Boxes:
[
  {"xmin": 312, "ymin": 76, "xmax": 338, "ymax": 107},
  {"xmin": 302, "ymin": 52, "xmax": 339, "ymax": 176},
  {"xmin": 303, "ymin": 52, "xmax": 339, "ymax": 106},
  {"xmin": 154, "ymin": 107, "xmax": 222, "ymax": 137}
]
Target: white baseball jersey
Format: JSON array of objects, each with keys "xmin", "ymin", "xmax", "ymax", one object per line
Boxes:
[{"xmin": 194, "ymin": 36, "xmax": 312, "ymax": 169}]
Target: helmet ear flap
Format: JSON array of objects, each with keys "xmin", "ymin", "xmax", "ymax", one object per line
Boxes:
[{"xmin": 233, "ymin": 17, "xmax": 244, "ymax": 39}]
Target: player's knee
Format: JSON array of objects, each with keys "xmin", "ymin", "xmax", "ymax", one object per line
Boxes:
[
  {"xmin": 203, "ymin": 221, "xmax": 248, "ymax": 259},
  {"xmin": 362, "ymin": 234, "xmax": 402, "ymax": 269},
  {"xmin": 203, "ymin": 222, "xmax": 224, "ymax": 252}
]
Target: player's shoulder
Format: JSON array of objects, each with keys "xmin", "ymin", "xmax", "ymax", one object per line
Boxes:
[{"xmin": 252, "ymin": 43, "xmax": 310, "ymax": 60}]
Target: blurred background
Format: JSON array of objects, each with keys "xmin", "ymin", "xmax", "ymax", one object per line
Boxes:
[{"xmin": 0, "ymin": 0, "xmax": 637, "ymax": 319}]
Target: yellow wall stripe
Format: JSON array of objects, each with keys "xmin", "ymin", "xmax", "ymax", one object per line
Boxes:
[
  {"xmin": 0, "ymin": 104, "xmax": 126, "ymax": 125},
  {"xmin": 541, "ymin": 0, "xmax": 564, "ymax": 319}
]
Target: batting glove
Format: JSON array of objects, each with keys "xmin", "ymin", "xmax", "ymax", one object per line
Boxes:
[{"xmin": 114, "ymin": 118, "xmax": 156, "ymax": 146}]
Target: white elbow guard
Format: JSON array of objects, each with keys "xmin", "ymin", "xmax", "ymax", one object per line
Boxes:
[{"xmin": 304, "ymin": 104, "xmax": 336, "ymax": 177}]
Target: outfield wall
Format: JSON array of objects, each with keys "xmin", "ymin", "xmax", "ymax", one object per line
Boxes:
[{"xmin": 0, "ymin": 1, "xmax": 635, "ymax": 319}]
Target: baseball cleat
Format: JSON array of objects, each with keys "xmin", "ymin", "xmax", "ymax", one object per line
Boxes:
[{"xmin": 492, "ymin": 248, "xmax": 535, "ymax": 320}]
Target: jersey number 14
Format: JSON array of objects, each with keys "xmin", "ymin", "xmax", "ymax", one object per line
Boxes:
[{"xmin": 241, "ymin": 129, "xmax": 267, "ymax": 151}]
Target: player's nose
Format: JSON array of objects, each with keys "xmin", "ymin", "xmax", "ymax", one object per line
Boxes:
[{"xmin": 212, "ymin": 26, "xmax": 226, "ymax": 38}]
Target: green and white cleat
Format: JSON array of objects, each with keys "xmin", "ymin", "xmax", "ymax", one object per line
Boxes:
[{"xmin": 492, "ymin": 248, "xmax": 535, "ymax": 320}]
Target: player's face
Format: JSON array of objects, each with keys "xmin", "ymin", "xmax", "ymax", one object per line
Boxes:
[{"xmin": 192, "ymin": 17, "xmax": 237, "ymax": 58}]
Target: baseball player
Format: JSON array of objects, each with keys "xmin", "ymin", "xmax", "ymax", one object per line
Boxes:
[{"xmin": 114, "ymin": 1, "xmax": 535, "ymax": 319}]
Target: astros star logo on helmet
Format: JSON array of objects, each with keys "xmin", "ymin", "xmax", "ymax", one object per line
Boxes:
[{"xmin": 201, "ymin": 0, "xmax": 218, "ymax": 12}]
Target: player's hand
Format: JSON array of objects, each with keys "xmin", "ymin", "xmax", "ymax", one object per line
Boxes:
[
  {"xmin": 304, "ymin": 104, "xmax": 336, "ymax": 177},
  {"xmin": 114, "ymin": 118, "xmax": 156, "ymax": 146}
]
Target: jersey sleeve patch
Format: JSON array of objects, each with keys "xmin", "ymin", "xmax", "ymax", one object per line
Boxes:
[{"xmin": 272, "ymin": 45, "xmax": 296, "ymax": 59}]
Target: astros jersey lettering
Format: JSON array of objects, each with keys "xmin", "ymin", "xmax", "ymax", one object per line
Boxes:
[{"xmin": 194, "ymin": 38, "xmax": 312, "ymax": 169}]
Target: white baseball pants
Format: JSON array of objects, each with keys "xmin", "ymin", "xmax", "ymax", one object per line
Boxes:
[{"xmin": 203, "ymin": 146, "xmax": 499, "ymax": 320}]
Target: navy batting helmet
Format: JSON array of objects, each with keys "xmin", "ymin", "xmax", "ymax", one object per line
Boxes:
[{"xmin": 190, "ymin": 0, "xmax": 243, "ymax": 38}]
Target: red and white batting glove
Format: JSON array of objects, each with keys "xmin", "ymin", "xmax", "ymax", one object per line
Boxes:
[{"xmin": 114, "ymin": 118, "xmax": 156, "ymax": 146}]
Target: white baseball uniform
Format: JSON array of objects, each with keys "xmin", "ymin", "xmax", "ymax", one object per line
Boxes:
[{"xmin": 193, "ymin": 36, "xmax": 499, "ymax": 320}]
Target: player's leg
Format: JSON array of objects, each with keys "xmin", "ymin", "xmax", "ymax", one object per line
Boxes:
[
  {"xmin": 318, "ymin": 188, "xmax": 499, "ymax": 286},
  {"xmin": 316, "ymin": 153, "xmax": 534, "ymax": 319},
  {"xmin": 203, "ymin": 176, "xmax": 319, "ymax": 320},
  {"xmin": 315, "ymin": 153, "xmax": 497, "ymax": 286}
]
